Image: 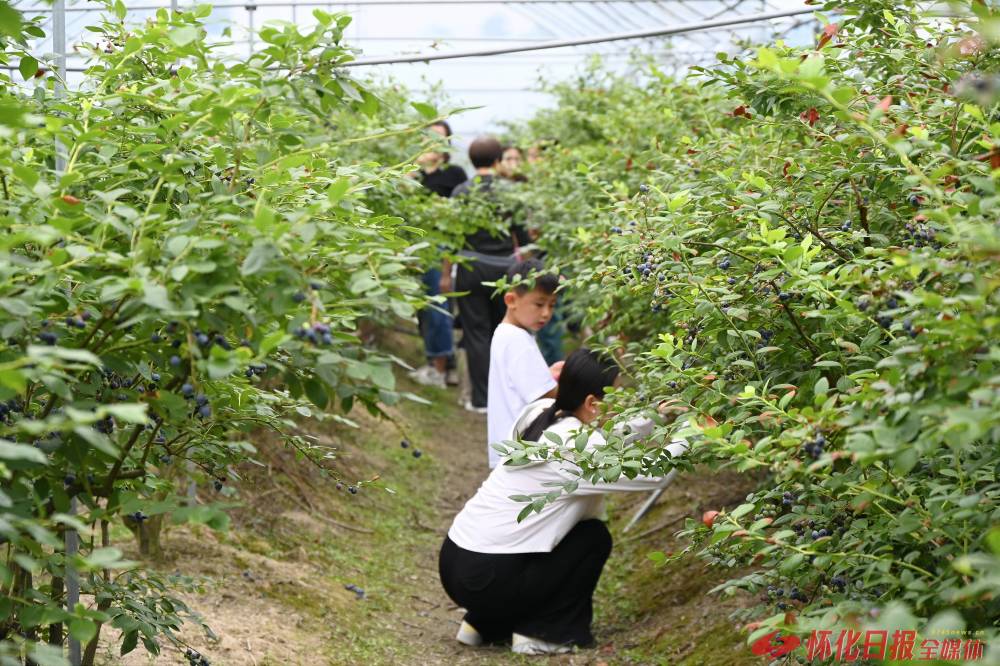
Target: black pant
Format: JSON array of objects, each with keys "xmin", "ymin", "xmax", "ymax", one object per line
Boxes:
[
  {"xmin": 439, "ymin": 519, "xmax": 613, "ymax": 647},
  {"xmin": 455, "ymin": 257, "xmax": 511, "ymax": 407}
]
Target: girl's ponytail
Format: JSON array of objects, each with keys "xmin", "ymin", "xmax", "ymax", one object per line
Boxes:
[
  {"xmin": 519, "ymin": 348, "xmax": 620, "ymax": 443},
  {"xmin": 520, "ymin": 401, "xmax": 562, "ymax": 442}
]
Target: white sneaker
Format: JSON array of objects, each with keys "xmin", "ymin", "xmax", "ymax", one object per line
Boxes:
[
  {"xmin": 408, "ymin": 365, "xmax": 446, "ymax": 388},
  {"xmin": 511, "ymin": 633, "xmax": 572, "ymax": 655},
  {"xmin": 462, "ymin": 400, "xmax": 487, "ymax": 414},
  {"xmin": 445, "ymin": 369, "xmax": 460, "ymax": 386},
  {"xmin": 455, "ymin": 620, "xmax": 483, "ymax": 647}
]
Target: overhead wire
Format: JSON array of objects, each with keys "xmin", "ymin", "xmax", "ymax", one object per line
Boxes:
[{"xmin": 341, "ymin": 6, "xmax": 813, "ymax": 66}]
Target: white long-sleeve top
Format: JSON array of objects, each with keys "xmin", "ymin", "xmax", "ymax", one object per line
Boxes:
[{"xmin": 448, "ymin": 399, "xmax": 688, "ymax": 554}]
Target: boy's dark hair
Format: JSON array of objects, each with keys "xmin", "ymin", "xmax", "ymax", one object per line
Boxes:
[
  {"xmin": 507, "ymin": 259, "xmax": 558, "ymax": 295},
  {"xmin": 430, "ymin": 120, "xmax": 453, "ymax": 162},
  {"xmin": 521, "ymin": 348, "xmax": 619, "ymax": 442},
  {"xmin": 468, "ymin": 136, "xmax": 504, "ymax": 169}
]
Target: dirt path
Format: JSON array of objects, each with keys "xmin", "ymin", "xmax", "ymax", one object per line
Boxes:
[{"xmin": 98, "ymin": 345, "xmax": 758, "ymax": 665}]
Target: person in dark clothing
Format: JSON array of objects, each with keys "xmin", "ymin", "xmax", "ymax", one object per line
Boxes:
[
  {"xmin": 441, "ymin": 136, "xmax": 529, "ymax": 412},
  {"xmin": 418, "ymin": 121, "xmax": 467, "ymax": 197},
  {"xmin": 409, "ymin": 121, "xmax": 467, "ymax": 388}
]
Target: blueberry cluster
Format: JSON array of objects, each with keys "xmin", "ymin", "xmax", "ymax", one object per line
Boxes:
[
  {"xmin": 793, "ymin": 514, "xmax": 850, "ymax": 542},
  {"xmin": 719, "ymin": 257, "xmax": 731, "ymax": 270},
  {"xmin": 0, "ymin": 398, "xmax": 23, "ymax": 423},
  {"xmin": 781, "ymin": 490, "xmax": 796, "ymax": 507},
  {"xmin": 244, "ymin": 363, "xmax": 267, "ymax": 379},
  {"xmin": 130, "ymin": 511, "xmax": 148, "ymax": 523},
  {"xmin": 344, "ymin": 583, "xmax": 366, "ymax": 599},
  {"xmin": 181, "ymin": 388, "xmax": 211, "ymax": 419},
  {"xmin": 766, "ymin": 585, "xmax": 807, "ymax": 607},
  {"xmin": 610, "ymin": 225, "xmax": 623, "ymax": 234},
  {"xmin": 801, "ymin": 432, "xmax": 825, "ymax": 459},
  {"xmin": 756, "ymin": 329, "xmax": 775, "ymax": 350},
  {"xmin": 872, "ymin": 295, "xmax": 918, "ymax": 336},
  {"xmin": 184, "ymin": 648, "xmax": 210, "ymax": 666},
  {"xmin": 195, "ymin": 330, "xmax": 232, "ymax": 351},
  {"xmin": 94, "ymin": 415, "xmax": 116, "ymax": 435},
  {"xmin": 903, "ymin": 222, "xmax": 938, "ymax": 249},
  {"xmin": 292, "ymin": 322, "xmax": 333, "ymax": 346}
]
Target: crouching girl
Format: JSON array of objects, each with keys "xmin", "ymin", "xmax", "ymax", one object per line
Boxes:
[{"xmin": 438, "ymin": 348, "xmax": 686, "ymax": 655}]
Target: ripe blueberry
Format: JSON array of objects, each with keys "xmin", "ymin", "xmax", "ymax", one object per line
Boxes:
[{"xmin": 412, "ymin": 449, "xmax": 422, "ymax": 458}]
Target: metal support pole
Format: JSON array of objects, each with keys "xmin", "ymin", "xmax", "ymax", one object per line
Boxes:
[
  {"xmin": 65, "ymin": 499, "xmax": 81, "ymax": 666},
  {"xmin": 52, "ymin": 0, "xmax": 67, "ymax": 172},
  {"xmin": 246, "ymin": 4, "xmax": 256, "ymax": 57},
  {"xmin": 53, "ymin": 4, "xmax": 77, "ymax": 663},
  {"xmin": 171, "ymin": 0, "xmax": 179, "ymax": 12}
]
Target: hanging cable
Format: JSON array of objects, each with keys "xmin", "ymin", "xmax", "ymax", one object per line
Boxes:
[{"xmin": 341, "ymin": 7, "xmax": 814, "ymax": 67}]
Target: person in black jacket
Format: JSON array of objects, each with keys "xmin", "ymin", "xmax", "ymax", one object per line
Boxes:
[
  {"xmin": 442, "ymin": 136, "xmax": 529, "ymax": 412},
  {"xmin": 409, "ymin": 121, "xmax": 468, "ymax": 388}
]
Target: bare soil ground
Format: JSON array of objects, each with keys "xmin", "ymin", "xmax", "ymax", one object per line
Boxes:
[{"xmin": 98, "ymin": 343, "xmax": 761, "ymax": 666}]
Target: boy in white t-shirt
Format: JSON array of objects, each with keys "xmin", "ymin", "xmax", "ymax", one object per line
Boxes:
[{"xmin": 486, "ymin": 259, "xmax": 563, "ymax": 468}]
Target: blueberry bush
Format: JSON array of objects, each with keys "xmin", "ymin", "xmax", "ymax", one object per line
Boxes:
[
  {"xmin": 504, "ymin": 0, "xmax": 1000, "ymax": 659},
  {"xmin": 0, "ymin": 3, "xmax": 472, "ymax": 663}
]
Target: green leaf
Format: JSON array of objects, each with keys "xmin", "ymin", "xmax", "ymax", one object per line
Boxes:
[
  {"xmin": 18, "ymin": 55, "xmax": 37, "ymax": 81},
  {"xmin": 104, "ymin": 403, "xmax": 148, "ymax": 423},
  {"xmin": 0, "ymin": 2, "xmax": 23, "ymax": 38},
  {"xmin": 411, "ymin": 101, "xmax": 437, "ymax": 119},
  {"xmin": 169, "ymin": 26, "xmax": 199, "ymax": 46},
  {"xmin": 241, "ymin": 241, "xmax": 279, "ymax": 276},
  {"xmin": 0, "ymin": 439, "xmax": 47, "ymax": 464},
  {"xmin": 81, "ymin": 547, "xmax": 132, "ymax": 569},
  {"xmin": 730, "ymin": 503, "xmax": 755, "ymax": 519},
  {"xmin": 121, "ymin": 629, "xmax": 139, "ymax": 655},
  {"xmin": 304, "ymin": 378, "xmax": 328, "ymax": 409},
  {"xmin": 0, "ymin": 297, "xmax": 31, "ymax": 316},
  {"xmin": 142, "ymin": 283, "xmax": 172, "ymax": 311},
  {"xmin": 69, "ymin": 618, "xmax": 97, "ymax": 643},
  {"xmin": 326, "ymin": 178, "xmax": 351, "ymax": 204}
]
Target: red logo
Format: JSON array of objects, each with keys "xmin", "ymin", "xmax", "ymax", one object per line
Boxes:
[{"xmin": 752, "ymin": 631, "xmax": 802, "ymax": 658}]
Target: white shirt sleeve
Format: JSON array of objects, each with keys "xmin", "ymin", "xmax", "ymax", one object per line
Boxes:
[{"xmin": 509, "ymin": 339, "xmax": 557, "ymax": 403}]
